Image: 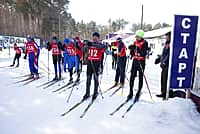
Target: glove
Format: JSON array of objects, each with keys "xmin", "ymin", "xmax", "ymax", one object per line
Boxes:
[
  {"xmin": 155, "ymin": 55, "xmax": 161, "ymax": 64},
  {"xmin": 46, "ymin": 42, "xmax": 50, "ymax": 49},
  {"xmin": 160, "ymin": 63, "xmax": 166, "ymax": 69},
  {"xmin": 155, "ymin": 58, "xmax": 160, "ymax": 64},
  {"xmin": 24, "ymin": 55, "xmax": 27, "ymax": 59}
]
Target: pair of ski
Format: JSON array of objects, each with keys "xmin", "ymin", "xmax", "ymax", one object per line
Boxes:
[
  {"xmin": 61, "ymin": 96, "xmax": 97, "ymax": 118},
  {"xmin": 36, "ymin": 79, "xmax": 60, "ymax": 89},
  {"xmin": 15, "ymin": 74, "xmax": 44, "ymax": 85},
  {"xmin": 61, "ymin": 84, "xmax": 123, "ymax": 118},
  {"xmin": 103, "ymin": 84, "xmax": 123, "ymax": 97},
  {"xmin": 52, "ymin": 80, "xmax": 83, "ymax": 93},
  {"xmin": 110, "ymin": 96, "xmax": 138, "ymax": 118}
]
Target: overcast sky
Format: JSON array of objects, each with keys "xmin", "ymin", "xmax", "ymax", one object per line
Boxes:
[{"xmin": 68, "ymin": 0, "xmax": 200, "ymax": 26}]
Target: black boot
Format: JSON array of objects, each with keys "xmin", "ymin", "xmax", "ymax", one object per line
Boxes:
[
  {"xmin": 92, "ymin": 92, "xmax": 98, "ymax": 101},
  {"xmin": 82, "ymin": 93, "xmax": 90, "ymax": 101},
  {"xmin": 156, "ymin": 93, "xmax": 165, "ymax": 98},
  {"xmin": 58, "ymin": 74, "xmax": 62, "ymax": 80},
  {"xmin": 75, "ymin": 73, "xmax": 80, "ymax": 83},
  {"xmin": 127, "ymin": 89, "xmax": 133, "ymax": 100},
  {"xmin": 169, "ymin": 90, "xmax": 174, "ymax": 98},
  {"xmin": 53, "ymin": 75, "xmax": 58, "ymax": 81},
  {"xmin": 69, "ymin": 77, "xmax": 73, "ymax": 83},
  {"xmin": 134, "ymin": 92, "xmax": 141, "ymax": 103},
  {"xmin": 127, "ymin": 93, "xmax": 133, "ymax": 100}
]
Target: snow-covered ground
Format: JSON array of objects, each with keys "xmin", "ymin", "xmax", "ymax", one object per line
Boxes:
[{"xmin": 0, "ymin": 48, "xmax": 200, "ymax": 134}]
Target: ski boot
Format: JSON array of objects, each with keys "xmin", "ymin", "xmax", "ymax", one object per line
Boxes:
[
  {"xmin": 134, "ymin": 92, "xmax": 141, "ymax": 103},
  {"xmin": 75, "ymin": 73, "xmax": 80, "ymax": 83},
  {"xmin": 58, "ymin": 74, "xmax": 62, "ymax": 80},
  {"xmin": 127, "ymin": 89, "xmax": 133, "ymax": 100},
  {"xmin": 119, "ymin": 83, "xmax": 124, "ymax": 88},
  {"xmin": 92, "ymin": 92, "xmax": 98, "ymax": 101},
  {"xmin": 69, "ymin": 77, "xmax": 73, "ymax": 83},
  {"xmin": 53, "ymin": 75, "xmax": 58, "ymax": 81},
  {"xmin": 127, "ymin": 94, "xmax": 133, "ymax": 100},
  {"xmin": 34, "ymin": 73, "xmax": 39, "ymax": 79},
  {"xmin": 82, "ymin": 93, "xmax": 90, "ymax": 101}
]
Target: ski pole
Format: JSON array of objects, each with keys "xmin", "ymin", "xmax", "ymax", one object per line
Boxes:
[
  {"xmin": 48, "ymin": 49, "xmax": 50, "ymax": 81},
  {"xmin": 67, "ymin": 85, "xmax": 76, "ymax": 103},
  {"xmin": 126, "ymin": 55, "xmax": 130, "ymax": 73},
  {"xmin": 138, "ymin": 61, "xmax": 153, "ymax": 101},
  {"xmin": 99, "ymin": 53, "xmax": 108, "ymax": 84}
]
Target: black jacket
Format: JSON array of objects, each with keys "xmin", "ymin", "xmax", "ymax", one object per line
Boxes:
[
  {"xmin": 128, "ymin": 39, "xmax": 148, "ymax": 59},
  {"xmin": 160, "ymin": 41, "xmax": 170, "ymax": 69}
]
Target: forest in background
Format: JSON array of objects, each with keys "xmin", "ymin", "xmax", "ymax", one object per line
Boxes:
[{"xmin": 0, "ymin": 0, "xmax": 171, "ymax": 41}]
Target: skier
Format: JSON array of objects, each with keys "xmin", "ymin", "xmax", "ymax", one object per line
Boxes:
[
  {"xmin": 47, "ymin": 36, "xmax": 63, "ymax": 80},
  {"xmin": 10, "ymin": 43, "xmax": 21, "ymax": 67},
  {"xmin": 31, "ymin": 37, "xmax": 40, "ymax": 72},
  {"xmin": 127, "ymin": 30, "xmax": 148, "ymax": 101},
  {"xmin": 155, "ymin": 32, "xmax": 173, "ymax": 99},
  {"xmin": 82, "ymin": 32, "xmax": 107, "ymax": 100},
  {"xmin": 113, "ymin": 37, "xmax": 127, "ymax": 87},
  {"xmin": 63, "ymin": 38, "xmax": 70, "ymax": 73},
  {"xmin": 63, "ymin": 37, "xmax": 81, "ymax": 83},
  {"xmin": 111, "ymin": 41, "xmax": 118, "ymax": 69},
  {"xmin": 24, "ymin": 35, "xmax": 40, "ymax": 78},
  {"xmin": 75, "ymin": 36, "xmax": 84, "ymax": 72}
]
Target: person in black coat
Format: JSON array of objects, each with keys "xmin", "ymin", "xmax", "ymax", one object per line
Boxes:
[{"xmin": 155, "ymin": 32, "xmax": 173, "ymax": 99}]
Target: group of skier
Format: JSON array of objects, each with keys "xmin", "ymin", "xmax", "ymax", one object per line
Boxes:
[{"xmin": 11, "ymin": 29, "xmax": 172, "ymax": 102}]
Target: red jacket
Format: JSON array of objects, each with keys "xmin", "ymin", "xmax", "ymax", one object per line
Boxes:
[
  {"xmin": 88, "ymin": 46, "xmax": 104, "ymax": 61},
  {"xmin": 133, "ymin": 40, "xmax": 145, "ymax": 60},
  {"xmin": 77, "ymin": 40, "xmax": 83, "ymax": 60},
  {"xmin": 64, "ymin": 42, "xmax": 77, "ymax": 56},
  {"xmin": 14, "ymin": 47, "xmax": 21, "ymax": 54},
  {"xmin": 51, "ymin": 43, "xmax": 62, "ymax": 55},
  {"xmin": 25, "ymin": 41, "xmax": 38, "ymax": 55},
  {"xmin": 117, "ymin": 41, "xmax": 126, "ymax": 57}
]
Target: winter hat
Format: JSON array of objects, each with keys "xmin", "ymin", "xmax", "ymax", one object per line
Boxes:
[
  {"xmin": 165, "ymin": 32, "xmax": 171, "ymax": 37},
  {"xmin": 52, "ymin": 36, "xmax": 57, "ymax": 40},
  {"xmin": 135, "ymin": 30, "xmax": 144, "ymax": 38},
  {"xmin": 92, "ymin": 32, "xmax": 100, "ymax": 38},
  {"xmin": 27, "ymin": 35, "xmax": 31, "ymax": 39},
  {"xmin": 64, "ymin": 38, "xmax": 71, "ymax": 44},
  {"xmin": 75, "ymin": 36, "xmax": 80, "ymax": 41},
  {"xmin": 116, "ymin": 35, "xmax": 122, "ymax": 41}
]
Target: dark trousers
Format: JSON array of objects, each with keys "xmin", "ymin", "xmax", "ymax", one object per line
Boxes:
[
  {"xmin": 52, "ymin": 55, "xmax": 62, "ymax": 77},
  {"xmin": 86, "ymin": 61, "xmax": 100, "ymax": 95},
  {"xmin": 12, "ymin": 53, "xmax": 21, "ymax": 66},
  {"xmin": 161, "ymin": 67, "xmax": 168, "ymax": 95},
  {"xmin": 112, "ymin": 54, "xmax": 117, "ymax": 69},
  {"xmin": 115, "ymin": 56, "xmax": 127, "ymax": 84},
  {"xmin": 129, "ymin": 60, "xmax": 145, "ymax": 95}
]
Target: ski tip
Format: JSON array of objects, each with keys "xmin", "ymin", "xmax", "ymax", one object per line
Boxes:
[
  {"xmin": 61, "ymin": 114, "xmax": 65, "ymax": 116},
  {"xmin": 80, "ymin": 115, "xmax": 83, "ymax": 118},
  {"xmin": 109, "ymin": 113, "xmax": 113, "ymax": 116},
  {"xmin": 122, "ymin": 115, "xmax": 125, "ymax": 118}
]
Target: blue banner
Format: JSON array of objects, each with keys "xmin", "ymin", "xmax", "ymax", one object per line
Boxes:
[{"xmin": 169, "ymin": 15, "xmax": 199, "ymax": 89}]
